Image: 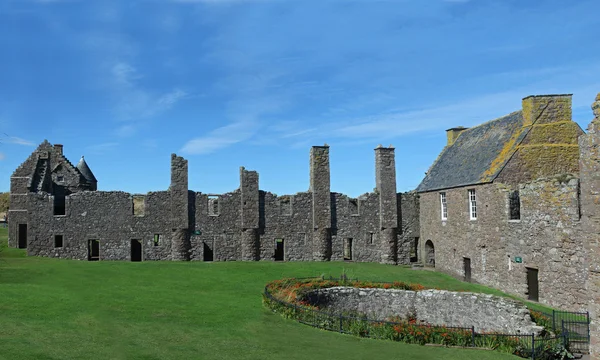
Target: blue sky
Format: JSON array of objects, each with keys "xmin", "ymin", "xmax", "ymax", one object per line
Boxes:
[{"xmin": 0, "ymin": 0, "xmax": 599, "ymax": 197}]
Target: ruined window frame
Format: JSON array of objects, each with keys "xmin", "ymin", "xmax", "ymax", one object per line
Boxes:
[
  {"xmin": 440, "ymin": 192, "xmax": 447, "ymax": 220},
  {"xmin": 153, "ymin": 234, "xmax": 161, "ymax": 246},
  {"xmin": 208, "ymin": 195, "xmax": 220, "ymax": 216},
  {"xmin": 468, "ymin": 189, "xmax": 477, "ymax": 220},
  {"xmin": 54, "ymin": 234, "xmax": 64, "ymax": 248}
]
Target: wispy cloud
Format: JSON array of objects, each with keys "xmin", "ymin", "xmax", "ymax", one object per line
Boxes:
[
  {"xmin": 5, "ymin": 136, "xmax": 35, "ymax": 146},
  {"xmin": 86, "ymin": 142, "xmax": 118, "ymax": 155},
  {"xmin": 110, "ymin": 62, "xmax": 188, "ymax": 121},
  {"xmin": 180, "ymin": 120, "xmax": 259, "ymax": 155},
  {"xmin": 0, "ymin": 152, "xmax": 5, "ymax": 161}
]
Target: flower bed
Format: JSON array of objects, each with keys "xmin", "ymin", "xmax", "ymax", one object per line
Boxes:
[{"xmin": 263, "ymin": 277, "xmax": 572, "ymax": 360}]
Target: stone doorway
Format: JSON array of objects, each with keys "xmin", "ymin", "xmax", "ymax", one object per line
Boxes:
[
  {"xmin": 425, "ymin": 240, "xmax": 435, "ymax": 267},
  {"xmin": 18, "ymin": 223, "xmax": 27, "ymax": 249},
  {"xmin": 274, "ymin": 239, "xmax": 284, "ymax": 261},
  {"xmin": 526, "ymin": 267, "xmax": 539, "ymax": 301},
  {"xmin": 203, "ymin": 241, "xmax": 214, "ymax": 262},
  {"xmin": 88, "ymin": 240, "xmax": 99, "ymax": 261},
  {"xmin": 463, "ymin": 257, "xmax": 471, "ymax": 282},
  {"xmin": 343, "ymin": 238, "xmax": 353, "ymax": 260},
  {"xmin": 131, "ymin": 240, "xmax": 142, "ymax": 262}
]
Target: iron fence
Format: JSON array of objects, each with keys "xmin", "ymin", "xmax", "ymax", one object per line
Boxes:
[{"xmin": 264, "ymin": 277, "xmax": 581, "ymax": 359}]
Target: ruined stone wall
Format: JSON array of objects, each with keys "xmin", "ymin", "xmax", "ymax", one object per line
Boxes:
[
  {"xmin": 10, "ymin": 146, "xmax": 420, "ymax": 265},
  {"xmin": 307, "ymin": 287, "xmax": 542, "ymax": 334},
  {"xmin": 419, "ymin": 179, "xmax": 585, "ymax": 311},
  {"xmin": 578, "ymin": 93, "xmax": 600, "ymax": 359},
  {"xmin": 399, "ymin": 192, "xmax": 420, "ymax": 263},
  {"xmin": 24, "ymin": 190, "xmax": 173, "ymax": 260}
]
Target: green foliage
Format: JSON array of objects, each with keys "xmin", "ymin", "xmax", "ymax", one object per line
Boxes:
[{"xmin": 0, "ymin": 192, "xmax": 8, "ymax": 213}]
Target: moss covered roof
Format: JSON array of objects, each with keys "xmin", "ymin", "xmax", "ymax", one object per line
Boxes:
[{"xmin": 416, "ymin": 111, "xmax": 528, "ymax": 193}]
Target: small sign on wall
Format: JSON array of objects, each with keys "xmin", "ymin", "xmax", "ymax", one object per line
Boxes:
[{"xmin": 514, "ymin": 256, "xmax": 523, "ymax": 263}]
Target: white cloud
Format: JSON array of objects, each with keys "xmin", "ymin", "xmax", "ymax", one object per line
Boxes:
[
  {"xmin": 110, "ymin": 62, "xmax": 188, "ymax": 120},
  {"xmin": 86, "ymin": 142, "xmax": 118, "ymax": 155},
  {"xmin": 5, "ymin": 137, "xmax": 35, "ymax": 146},
  {"xmin": 0, "ymin": 152, "xmax": 5, "ymax": 161},
  {"xmin": 180, "ymin": 120, "xmax": 259, "ymax": 155}
]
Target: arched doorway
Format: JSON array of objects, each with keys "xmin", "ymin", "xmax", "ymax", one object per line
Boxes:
[{"xmin": 425, "ymin": 240, "xmax": 435, "ymax": 267}]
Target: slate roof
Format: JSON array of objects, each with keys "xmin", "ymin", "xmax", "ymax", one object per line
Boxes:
[
  {"xmin": 76, "ymin": 156, "xmax": 97, "ymax": 183},
  {"xmin": 416, "ymin": 110, "xmax": 528, "ymax": 193}
]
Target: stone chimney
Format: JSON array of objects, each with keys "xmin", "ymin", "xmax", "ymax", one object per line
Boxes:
[
  {"xmin": 522, "ymin": 94, "xmax": 572, "ymax": 126},
  {"xmin": 54, "ymin": 144, "xmax": 63, "ymax": 155},
  {"xmin": 446, "ymin": 127, "xmax": 467, "ymax": 146}
]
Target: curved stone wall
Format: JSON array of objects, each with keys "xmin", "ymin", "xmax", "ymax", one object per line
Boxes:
[{"xmin": 304, "ymin": 287, "xmax": 543, "ymax": 335}]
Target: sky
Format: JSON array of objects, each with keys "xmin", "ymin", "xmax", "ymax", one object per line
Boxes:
[{"xmin": 0, "ymin": 0, "xmax": 599, "ymax": 197}]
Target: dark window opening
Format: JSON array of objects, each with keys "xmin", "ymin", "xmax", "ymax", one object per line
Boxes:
[
  {"xmin": 463, "ymin": 257, "xmax": 471, "ymax": 282},
  {"xmin": 54, "ymin": 194, "xmax": 66, "ymax": 216},
  {"xmin": 343, "ymin": 238, "xmax": 353, "ymax": 260},
  {"xmin": 56, "ymin": 175, "xmax": 64, "ymax": 183},
  {"xmin": 54, "ymin": 235, "xmax": 63, "ymax": 248},
  {"xmin": 18, "ymin": 223, "xmax": 27, "ymax": 249},
  {"xmin": 509, "ymin": 190, "xmax": 521, "ymax": 220},
  {"xmin": 208, "ymin": 196, "xmax": 219, "ymax": 216},
  {"xmin": 349, "ymin": 198, "xmax": 359, "ymax": 215},
  {"xmin": 88, "ymin": 240, "xmax": 99, "ymax": 261},
  {"xmin": 131, "ymin": 240, "xmax": 142, "ymax": 262},
  {"xmin": 153, "ymin": 234, "xmax": 161, "ymax": 246},
  {"xmin": 274, "ymin": 239, "xmax": 284, "ymax": 261},
  {"xmin": 368, "ymin": 232, "xmax": 374, "ymax": 245},
  {"xmin": 203, "ymin": 241, "xmax": 214, "ymax": 261},
  {"xmin": 526, "ymin": 267, "xmax": 539, "ymax": 301}
]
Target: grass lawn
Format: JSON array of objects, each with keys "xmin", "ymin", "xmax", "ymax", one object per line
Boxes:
[{"xmin": 0, "ymin": 227, "xmax": 536, "ymax": 359}]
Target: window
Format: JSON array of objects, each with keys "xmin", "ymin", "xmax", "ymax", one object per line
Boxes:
[
  {"xmin": 57, "ymin": 175, "xmax": 64, "ymax": 183},
  {"xmin": 368, "ymin": 232, "xmax": 374, "ymax": 245},
  {"xmin": 468, "ymin": 189, "xmax": 477, "ymax": 220},
  {"xmin": 132, "ymin": 196, "xmax": 145, "ymax": 216},
  {"xmin": 440, "ymin": 192, "xmax": 447, "ymax": 220},
  {"xmin": 208, "ymin": 195, "xmax": 219, "ymax": 216},
  {"xmin": 54, "ymin": 235, "xmax": 63, "ymax": 248},
  {"xmin": 153, "ymin": 234, "xmax": 161, "ymax": 246},
  {"xmin": 509, "ymin": 190, "xmax": 520, "ymax": 220}
]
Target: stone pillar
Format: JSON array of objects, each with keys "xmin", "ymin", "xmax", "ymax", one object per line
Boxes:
[
  {"xmin": 310, "ymin": 145, "xmax": 332, "ymax": 261},
  {"xmin": 170, "ymin": 154, "xmax": 190, "ymax": 261},
  {"xmin": 240, "ymin": 167, "xmax": 260, "ymax": 261},
  {"xmin": 375, "ymin": 145, "xmax": 398, "ymax": 264},
  {"xmin": 580, "ymin": 93, "xmax": 600, "ymax": 360}
]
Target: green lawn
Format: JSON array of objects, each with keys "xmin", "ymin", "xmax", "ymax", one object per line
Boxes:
[{"xmin": 0, "ymin": 227, "xmax": 532, "ymax": 359}]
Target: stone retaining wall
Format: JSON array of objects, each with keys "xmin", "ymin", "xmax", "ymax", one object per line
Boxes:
[{"xmin": 305, "ymin": 287, "xmax": 543, "ymax": 335}]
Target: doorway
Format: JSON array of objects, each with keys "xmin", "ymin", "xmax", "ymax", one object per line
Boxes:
[
  {"xmin": 131, "ymin": 240, "xmax": 142, "ymax": 262},
  {"xmin": 343, "ymin": 238, "xmax": 353, "ymax": 260},
  {"xmin": 18, "ymin": 224, "xmax": 27, "ymax": 249},
  {"xmin": 203, "ymin": 241, "xmax": 214, "ymax": 262},
  {"xmin": 527, "ymin": 268, "xmax": 539, "ymax": 301},
  {"xmin": 425, "ymin": 240, "xmax": 435, "ymax": 267},
  {"xmin": 88, "ymin": 240, "xmax": 99, "ymax": 261},
  {"xmin": 463, "ymin": 257, "xmax": 471, "ymax": 282},
  {"xmin": 274, "ymin": 239, "xmax": 284, "ymax": 261}
]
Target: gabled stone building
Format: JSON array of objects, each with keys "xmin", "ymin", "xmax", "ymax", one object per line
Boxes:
[
  {"xmin": 8, "ymin": 142, "xmax": 419, "ymax": 264},
  {"xmin": 416, "ymin": 94, "xmax": 587, "ymax": 311}
]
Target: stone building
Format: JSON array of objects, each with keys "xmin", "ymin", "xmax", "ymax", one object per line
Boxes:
[
  {"xmin": 8, "ymin": 142, "xmax": 420, "ymax": 264},
  {"xmin": 416, "ymin": 94, "xmax": 587, "ymax": 311},
  {"xmin": 579, "ymin": 93, "xmax": 600, "ymax": 359}
]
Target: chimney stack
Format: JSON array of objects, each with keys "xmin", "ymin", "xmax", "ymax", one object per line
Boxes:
[
  {"xmin": 446, "ymin": 127, "xmax": 467, "ymax": 146},
  {"xmin": 54, "ymin": 144, "xmax": 63, "ymax": 155}
]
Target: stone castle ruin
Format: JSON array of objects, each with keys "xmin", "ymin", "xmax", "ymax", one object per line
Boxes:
[
  {"xmin": 8, "ymin": 142, "xmax": 419, "ymax": 264},
  {"xmin": 7, "ymin": 92, "xmax": 600, "ymax": 358}
]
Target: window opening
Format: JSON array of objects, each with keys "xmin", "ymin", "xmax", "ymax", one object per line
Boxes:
[
  {"xmin": 54, "ymin": 235, "xmax": 63, "ymax": 248},
  {"xmin": 468, "ymin": 189, "xmax": 477, "ymax": 220}
]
